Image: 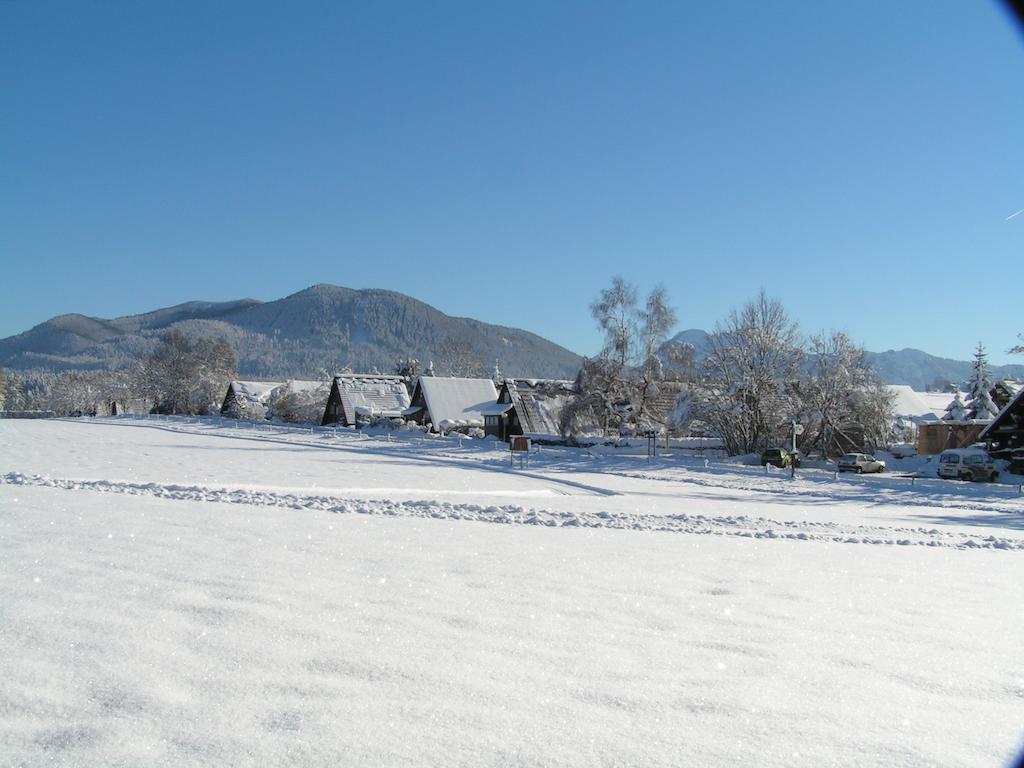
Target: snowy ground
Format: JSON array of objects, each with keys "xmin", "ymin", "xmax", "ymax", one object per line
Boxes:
[{"xmin": 1, "ymin": 417, "xmax": 1023, "ymax": 767}]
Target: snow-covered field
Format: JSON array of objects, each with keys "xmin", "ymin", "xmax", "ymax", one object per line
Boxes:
[{"xmin": 2, "ymin": 417, "xmax": 1022, "ymax": 767}]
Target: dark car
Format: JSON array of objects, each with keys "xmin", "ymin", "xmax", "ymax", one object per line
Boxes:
[{"xmin": 761, "ymin": 448, "xmax": 799, "ymax": 468}]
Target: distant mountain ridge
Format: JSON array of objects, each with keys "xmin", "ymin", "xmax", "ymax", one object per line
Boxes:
[
  {"xmin": 0, "ymin": 285, "xmax": 582, "ymax": 379},
  {"xmin": 5, "ymin": 295, "xmax": 1020, "ymax": 389},
  {"xmin": 664, "ymin": 329, "xmax": 1024, "ymax": 390}
]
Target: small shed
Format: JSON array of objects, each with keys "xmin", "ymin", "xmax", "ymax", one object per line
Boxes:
[
  {"xmin": 321, "ymin": 374, "xmax": 412, "ymax": 427},
  {"xmin": 404, "ymin": 377, "xmax": 498, "ymax": 433},
  {"xmin": 221, "ymin": 381, "xmax": 284, "ymax": 420},
  {"xmin": 916, "ymin": 420, "xmax": 989, "ymax": 455},
  {"xmin": 483, "ymin": 378, "xmax": 575, "ymax": 441}
]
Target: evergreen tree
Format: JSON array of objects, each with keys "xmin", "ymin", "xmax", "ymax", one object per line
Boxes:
[
  {"xmin": 965, "ymin": 342, "xmax": 998, "ymax": 420},
  {"xmin": 943, "ymin": 390, "xmax": 968, "ymax": 421}
]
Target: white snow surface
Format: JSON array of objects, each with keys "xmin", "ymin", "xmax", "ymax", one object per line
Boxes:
[{"xmin": 1, "ymin": 417, "xmax": 1023, "ymax": 767}]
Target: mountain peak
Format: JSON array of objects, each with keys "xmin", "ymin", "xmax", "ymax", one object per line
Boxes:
[{"xmin": 0, "ymin": 285, "xmax": 582, "ymax": 379}]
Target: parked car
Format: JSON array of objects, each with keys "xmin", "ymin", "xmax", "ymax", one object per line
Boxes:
[
  {"xmin": 937, "ymin": 448, "xmax": 998, "ymax": 482},
  {"xmin": 837, "ymin": 453, "xmax": 886, "ymax": 474},
  {"xmin": 761, "ymin": 448, "xmax": 799, "ymax": 468}
]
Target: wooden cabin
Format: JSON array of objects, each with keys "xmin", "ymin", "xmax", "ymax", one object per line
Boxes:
[
  {"xmin": 991, "ymin": 380, "xmax": 1022, "ymax": 411},
  {"xmin": 321, "ymin": 374, "xmax": 411, "ymax": 427},
  {"xmin": 403, "ymin": 377, "xmax": 498, "ymax": 433},
  {"xmin": 482, "ymin": 378, "xmax": 575, "ymax": 441},
  {"xmin": 220, "ymin": 381, "xmax": 284, "ymax": 420},
  {"xmin": 981, "ymin": 387, "xmax": 1024, "ymax": 472}
]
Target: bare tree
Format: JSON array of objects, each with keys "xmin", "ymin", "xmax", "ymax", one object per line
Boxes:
[
  {"xmin": 436, "ymin": 336, "xmax": 483, "ymax": 378},
  {"xmin": 659, "ymin": 339, "xmax": 698, "ymax": 382},
  {"xmin": 560, "ymin": 355, "xmax": 629, "ymax": 437},
  {"xmin": 633, "ymin": 285, "xmax": 677, "ymax": 426},
  {"xmin": 590, "ymin": 276, "xmax": 638, "ymax": 370},
  {"xmin": 684, "ymin": 290, "xmax": 803, "ymax": 455},
  {"xmin": 141, "ymin": 330, "xmax": 236, "ymax": 414},
  {"xmin": 266, "ymin": 381, "xmax": 330, "ymax": 424},
  {"xmin": 802, "ymin": 331, "xmax": 894, "ymax": 457},
  {"xmin": 566, "ymin": 278, "xmax": 680, "ymax": 437}
]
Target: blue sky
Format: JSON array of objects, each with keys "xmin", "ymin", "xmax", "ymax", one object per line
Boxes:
[{"xmin": 2, "ymin": 1, "xmax": 1023, "ymax": 364}]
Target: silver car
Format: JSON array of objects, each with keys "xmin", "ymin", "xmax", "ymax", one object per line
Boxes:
[{"xmin": 837, "ymin": 453, "xmax": 886, "ymax": 474}]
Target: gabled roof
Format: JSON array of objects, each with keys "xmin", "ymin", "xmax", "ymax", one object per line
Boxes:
[
  {"xmin": 638, "ymin": 380, "xmax": 688, "ymax": 429},
  {"xmin": 228, "ymin": 381, "xmax": 284, "ymax": 404},
  {"xmin": 332, "ymin": 374, "xmax": 411, "ymax": 419},
  {"xmin": 414, "ymin": 377, "xmax": 498, "ymax": 429},
  {"xmin": 502, "ymin": 378, "xmax": 575, "ymax": 436},
  {"xmin": 980, "ymin": 385, "xmax": 1024, "ymax": 440},
  {"xmin": 885, "ymin": 385, "xmax": 951, "ymax": 422}
]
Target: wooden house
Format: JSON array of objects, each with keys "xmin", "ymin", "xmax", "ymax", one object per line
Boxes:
[
  {"xmin": 482, "ymin": 378, "xmax": 575, "ymax": 441},
  {"xmin": 321, "ymin": 374, "xmax": 411, "ymax": 427},
  {"xmin": 220, "ymin": 381, "xmax": 284, "ymax": 420},
  {"xmin": 403, "ymin": 377, "xmax": 498, "ymax": 433},
  {"xmin": 991, "ymin": 380, "xmax": 1022, "ymax": 411},
  {"xmin": 981, "ymin": 386, "xmax": 1024, "ymax": 471}
]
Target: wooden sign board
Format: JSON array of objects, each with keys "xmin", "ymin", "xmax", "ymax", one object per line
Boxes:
[{"xmin": 510, "ymin": 436, "xmax": 531, "ymax": 453}]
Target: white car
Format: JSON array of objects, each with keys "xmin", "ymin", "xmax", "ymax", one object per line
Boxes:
[
  {"xmin": 837, "ymin": 453, "xmax": 886, "ymax": 474},
  {"xmin": 937, "ymin": 449, "xmax": 998, "ymax": 482}
]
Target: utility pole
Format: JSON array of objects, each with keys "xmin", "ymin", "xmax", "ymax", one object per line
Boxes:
[{"xmin": 791, "ymin": 419, "xmax": 804, "ymax": 479}]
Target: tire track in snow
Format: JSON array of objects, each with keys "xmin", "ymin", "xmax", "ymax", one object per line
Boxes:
[{"xmin": 4, "ymin": 472, "xmax": 1022, "ymax": 552}]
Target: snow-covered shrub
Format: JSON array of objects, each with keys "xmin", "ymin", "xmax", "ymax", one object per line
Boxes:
[{"xmin": 266, "ymin": 381, "xmax": 330, "ymax": 424}]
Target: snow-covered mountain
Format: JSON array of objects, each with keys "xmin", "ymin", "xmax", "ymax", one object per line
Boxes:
[
  {"xmin": 0, "ymin": 285, "xmax": 582, "ymax": 379},
  {"xmin": 662, "ymin": 329, "xmax": 1024, "ymax": 390}
]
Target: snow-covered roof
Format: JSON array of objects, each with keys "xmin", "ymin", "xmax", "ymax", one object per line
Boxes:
[
  {"xmin": 229, "ymin": 381, "xmax": 284, "ymax": 403},
  {"xmin": 479, "ymin": 402, "xmax": 514, "ymax": 416},
  {"xmin": 333, "ymin": 375, "xmax": 411, "ymax": 422},
  {"xmin": 885, "ymin": 385, "xmax": 960, "ymax": 422},
  {"xmin": 416, "ymin": 377, "xmax": 498, "ymax": 430},
  {"xmin": 980, "ymin": 385, "xmax": 1024, "ymax": 440},
  {"xmin": 503, "ymin": 378, "xmax": 575, "ymax": 436}
]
